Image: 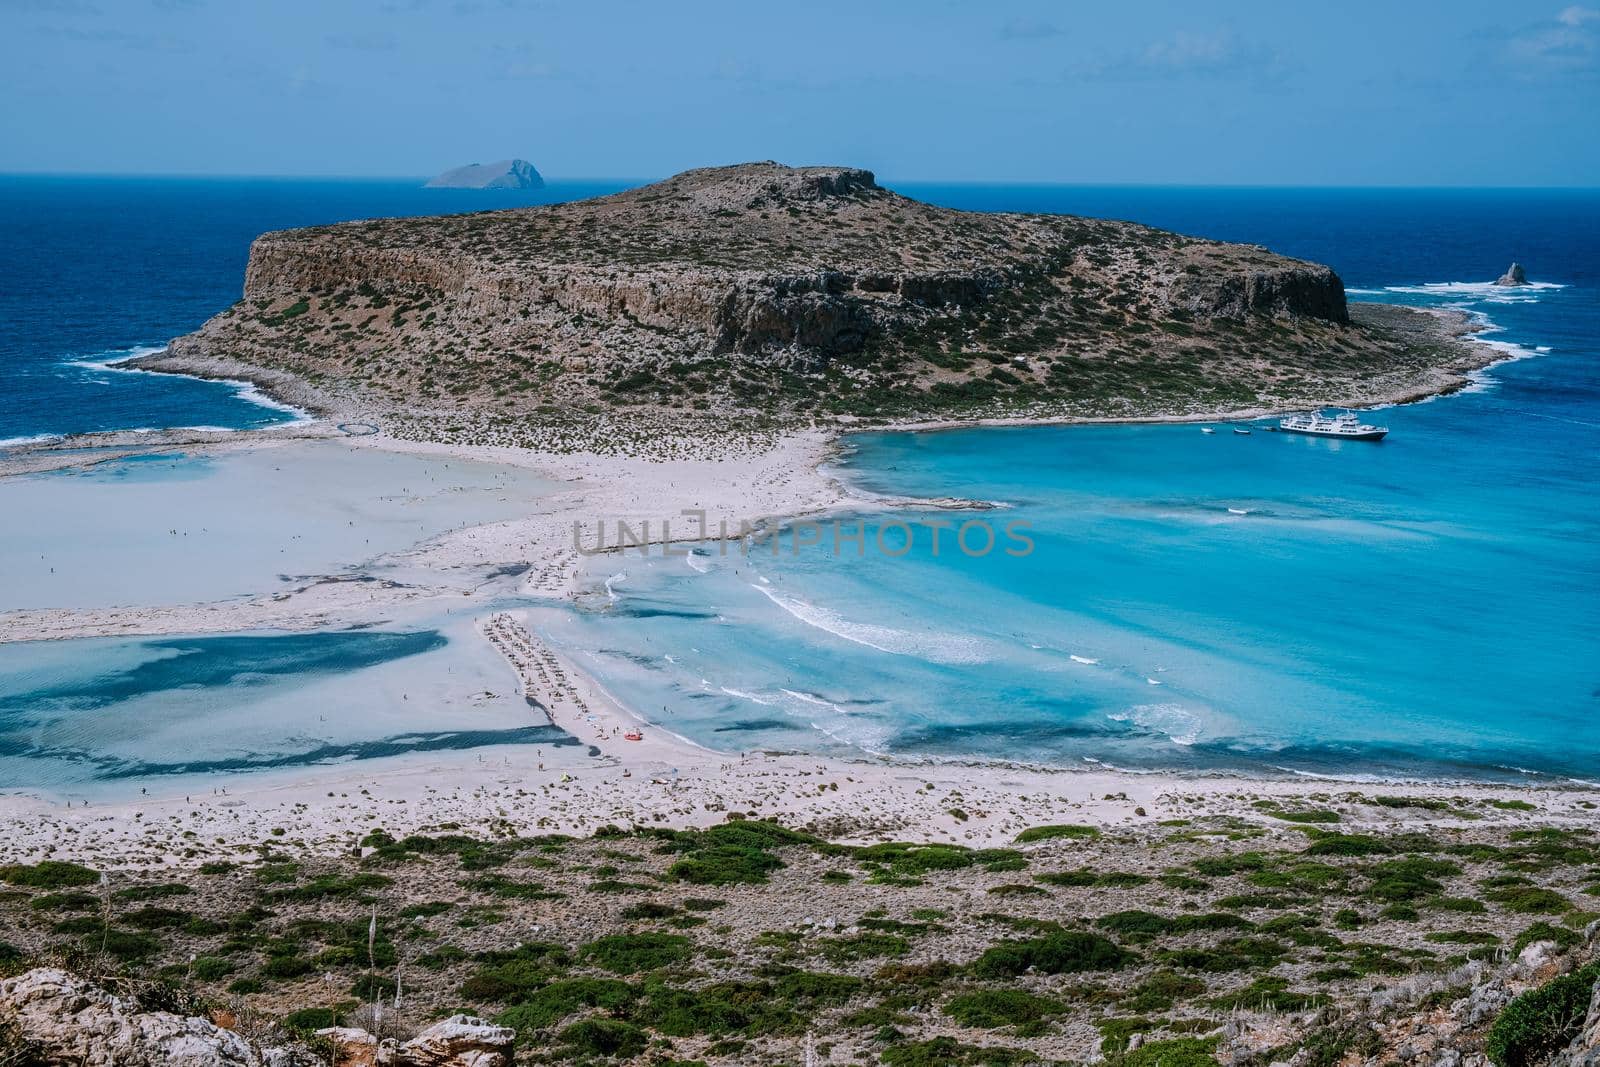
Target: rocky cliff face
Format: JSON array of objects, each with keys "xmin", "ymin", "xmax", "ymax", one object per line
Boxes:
[{"xmin": 150, "ymin": 162, "xmax": 1464, "ymax": 423}]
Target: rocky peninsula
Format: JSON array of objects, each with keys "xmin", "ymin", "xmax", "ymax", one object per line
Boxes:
[{"xmin": 134, "ymin": 163, "xmax": 1488, "ymax": 443}]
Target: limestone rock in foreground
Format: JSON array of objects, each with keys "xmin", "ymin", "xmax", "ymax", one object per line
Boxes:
[
  {"xmin": 0, "ymin": 967, "xmax": 312, "ymax": 1066},
  {"xmin": 1496, "ymin": 261, "xmax": 1529, "ymax": 286},
  {"xmin": 424, "ymin": 159, "xmax": 544, "ymax": 190},
  {"xmin": 317, "ymin": 1015, "xmax": 516, "ymax": 1067},
  {"xmin": 396, "ymin": 1014, "xmax": 516, "ymax": 1066}
]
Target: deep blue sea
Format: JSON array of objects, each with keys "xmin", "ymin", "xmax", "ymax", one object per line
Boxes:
[
  {"xmin": 2, "ymin": 176, "xmax": 1597, "ymax": 784},
  {"xmin": 0, "ymin": 176, "xmax": 630, "ymax": 443}
]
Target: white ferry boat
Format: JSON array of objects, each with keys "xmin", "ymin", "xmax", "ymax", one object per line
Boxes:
[{"xmin": 1277, "ymin": 410, "xmax": 1389, "ymax": 441}]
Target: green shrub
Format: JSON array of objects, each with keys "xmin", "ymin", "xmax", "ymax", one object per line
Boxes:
[
  {"xmin": 113, "ymin": 883, "xmax": 192, "ymax": 902},
  {"xmin": 667, "ymin": 846, "xmax": 783, "ymax": 886},
  {"xmin": 580, "ymin": 932, "xmax": 692, "ymax": 974},
  {"xmin": 1036, "ymin": 870, "xmax": 1100, "ymax": 887},
  {"xmin": 0, "ymin": 861, "xmax": 99, "ymax": 888},
  {"xmin": 1485, "ymin": 963, "xmax": 1600, "ymax": 1067},
  {"xmin": 1015, "ymin": 824, "xmax": 1100, "ymax": 844},
  {"xmin": 637, "ymin": 980, "xmax": 799, "ymax": 1037},
  {"xmin": 1124, "ymin": 971, "xmax": 1206, "ymax": 1012},
  {"xmin": 1511, "ymin": 921, "xmax": 1581, "ymax": 955},
  {"xmin": 971, "ymin": 930, "xmax": 1132, "ymax": 977},
  {"xmin": 261, "ymin": 954, "xmax": 314, "ymax": 979},
  {"xmin": 1424, "ymin": 930, "xmax": 1499, "ymax": 945},
  {"xmin": 1304, "ymin": 834, "xmax": 1392, "ymax": 857},
  {"xmin": 621, "ymin": 901, "xmax": 677, "ymax": 920},
  {"xmin": 398, "ymin": 901, "xmax": 454, "ymax": 918},
  {"xmin": 1097, "ymin": 911, "xmax": 1170, "ymax": 941},
  {"xmin": 1212, "ymin": 976, "xmax": 1324, "ymax": 1012},
  {"xmin": 774, "ymin": 971, "xmax": 862, "ymax": 1004},
  {"xmin": 496, "ymin": 978, "xmax": 634, "ymax": 1029},
  {"xmin": 282, "ymin": 1006, "xmax": 346, "ymax": 1033},
  {"xmin": 1274, "ymin": 809, "xmax": 1341, "ymax": 824},
  {"xmin": 944, "ymin": 988, "xmax": 1061, "ymax": 1028},
  {"xmin": 1486, "ymin": 885, "xmax": 1571, "ymax": 914},
  {"xmin": 560, "ymin": 1018, "xmax": 647, "ymax": 1058},
  {"xmin": 190, "ymin": 956, "xmax": 236, "ymax": 981},
  {"xmin": 1115, "ymin": 1036, "xmax": 1220, "ymax": 1067},
  {"xmin": 1366, "ymin": 857, "xmax": 1462, "ymax": 902},
  {"xmin": 29, "ymin": 892, "xmax": 97, "ymax": 912},
  {"xmin": 124, "ymin": 906, "xmax": 192, "ymax": 930},
  {"xmin": 460, "ymin": 942, "xmax": 572, "ymax": 1001},
  {"xmin": 881, "ymin": 1036, "xmax": 1038, "ymax": 1065},
  {"xmin": 95, "ymin": 929, "xmax": 159, "ymax": 961},
  {"xmin": 819, "ymin": 932, "xmax": 909, "ymax": 964}
]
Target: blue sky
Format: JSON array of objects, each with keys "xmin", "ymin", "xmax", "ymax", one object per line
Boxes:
[{"xmin": 1, "ymin": 0, "xmax": 1596, "ymax": 184}]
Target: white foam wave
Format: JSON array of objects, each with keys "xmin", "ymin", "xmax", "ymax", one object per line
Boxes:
[
  {"xmin": 1378, "ymin": 280, "xmax": 1565, "ymax": 297},
  {"xmin": 720, "ymin": 686, "xmax": 775, "ymax": 706},
  {"xmin": 65, "ymin": 344, "xmax": 168, "ymax": 371},
  {"xmin": 778, "ymin": 688, "xmax": 858, "ymax": 716},
  {"xmin": 603, "ymin": 572, "xmax": 627, "ymax": 603},
  {"xmin": 753, "ymin": 585, "xmax": 989, "ymax": 664},
  {"xmin": 685, "ymin": 551, "xmax": 711, "ymax": 574},
  {"xmin": 1069, "ymin": 654, "xmax": 1099, "ymax": 665},
  {"xmin": 1108, "ymin": 703, "xmax": 1203, "ymax": 746},
  {"xmin": 0, "ymin": 433, "xmax": 60, "ymax": 449},
  {"xmin": 63, "ymin": 345, "xmax": 313, "ymax": 424}
]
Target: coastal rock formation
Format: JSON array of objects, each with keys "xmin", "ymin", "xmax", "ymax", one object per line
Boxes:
[
  {"xmin": 0, "ymin": 968, "xmax": 313, "ymax": 1066},
  {"xmin": 315, "ymin": 1016, "xmax": 515, "ymax": 1066},
  {"xmin": 423, "ymin": 159, "xmax": 544, "ymax": 190},
  {"xmin": 146, "ymin": 161, "xmax": 1482, "ymax": 423},
  {"xmin": 1496, "ymin": 262, "xmax": 1529, "ymax": 286},
  {"xmin": 392, "ymin": 1014, "xmax": 516, "ymax": 1066}
]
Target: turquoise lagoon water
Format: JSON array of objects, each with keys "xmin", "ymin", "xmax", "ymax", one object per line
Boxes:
[
  {"xmin": 0, "ymin": 624, "xmax": 576, "ymax": 791},
  {"xmin": 543, "ymin": 285, "xmax": 1600, "ymax": 783}
]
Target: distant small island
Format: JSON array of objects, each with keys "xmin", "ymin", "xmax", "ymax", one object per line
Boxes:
[{"xmin": 423, "ymin": 158, "xmax": 544, "ymax": 190}]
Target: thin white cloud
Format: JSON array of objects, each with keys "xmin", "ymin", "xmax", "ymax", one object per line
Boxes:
[
  {"xmin": 1071, "ymin": 28, "xmax": 1289, "ymax": 84},
  {"xmin": 1505, "ymin": 7, "xmax": 1599, "ymax": 77}
]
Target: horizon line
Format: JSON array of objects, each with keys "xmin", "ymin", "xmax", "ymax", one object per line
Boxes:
[{"xmin": 2, "ymin": 170, "xmax": 1599, "ymax": 192}]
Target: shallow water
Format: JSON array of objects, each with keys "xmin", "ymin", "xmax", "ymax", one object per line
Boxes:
[
  {"xmin": 545, "ymin": 263, "xmax": 1600, "ymax": 783},
  {"xmin": 0, "ymin": 612, "xmax": 573, "ymax": 793},
  {"xmin": 0, "ymin": 440, "xmax": 557, "ymax": 611}
]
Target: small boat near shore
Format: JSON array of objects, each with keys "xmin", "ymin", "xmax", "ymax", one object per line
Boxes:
[
  {"xmin": 1200, "ymin": 427, "xmax": 1215, "ymax": 435},
  {"xmin": 1278, "ymin": 410, "xmax": 1389, "ymax": 441},
  {"xmin": 1233, "ymin": 427, "xmax": 1252, "ymax": 435}
]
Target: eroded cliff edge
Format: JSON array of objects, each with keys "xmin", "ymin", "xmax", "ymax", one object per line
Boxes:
[{"xmin": 139, "ymin": 163, "xmax": 1485, "ymax": 429}]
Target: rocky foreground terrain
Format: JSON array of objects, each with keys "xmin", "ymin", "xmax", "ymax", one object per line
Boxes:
[
  {"xmin": 2, "ymin": 802, "xmax": 1597, "ymax": 1066},
  {"xmin": 137, "ymin": 163, "xmax": 1486, "ymax": 444}
]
